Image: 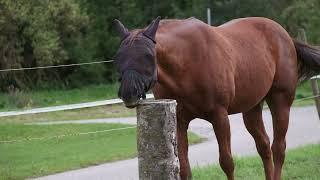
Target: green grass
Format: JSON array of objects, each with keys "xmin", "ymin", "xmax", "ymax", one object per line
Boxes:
[
  {"xmin": 0, "ymin": 81, "xmax": 316, "ymax": 180},
  {"xmin": 0, "ymin": 104, "xmax": 136, "ymax": 124},
  {"xmin": 192, "ymin": 144, "xmax": 320, "ymax": 180},
  {"xmin": 0, "ymin": 81, "xmax": 317, "ymax": 125},
  {"xmin": 0, "ymin": 80, "xmax": 317, "ymax": 126},
  {"xmin": 0, "ymin": 84, "xmax": 119, "ymax": 111},
  {"xmin": 295, "ymin": 81, "xmax": 314, "ymax": 99},
  {"xmin": 187, "ymin": 131, "xmax": 205, "ymax": 145},
  {"xmin": 0, "ymin": 79, "xmax": 317, "ymax": 112},
  {"xmin": 293, "ymin": 80, "xmax": 319, "ymax": 106},
  {"xmin": 0, "ymin": 123, "xmax": 203, "ymax": 180}
]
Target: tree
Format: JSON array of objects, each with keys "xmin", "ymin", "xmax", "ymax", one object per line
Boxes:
[
  {"xmin": 0, "ymin": 0, "xmax": 88, "ymax": 90},
  {"xmin": 280, "ymin": 0, "xmax": 320, "ymax": 44},
  {"xmin": 0, "ymin": 0, "xmax": 319, "ymax": 91}
]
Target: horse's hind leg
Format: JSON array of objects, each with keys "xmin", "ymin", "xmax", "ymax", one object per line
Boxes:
[
  {"xmin": 266, "ymin": 91, "xmax": 294, "ymax": 180},
  {"xmin": 243, "ymin": 103, "xmax": 273, "ymax": 180},
  {"xmin": 210, "ymin": 107, "xmax": 234, "ymax": 180}
]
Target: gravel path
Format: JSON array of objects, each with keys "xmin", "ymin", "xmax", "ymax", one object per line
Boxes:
[{"xmin": 34, "ymin": 106, "xmax": 320, "ymax": 180}]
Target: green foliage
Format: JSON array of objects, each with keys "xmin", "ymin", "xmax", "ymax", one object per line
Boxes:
[
  {"xmin": 280, "ymin": 0, "xmax": 320, "ymax": 44},
  {"xmin": 211, "ymin": 0, "xmax": 320, "ymax": 44},
  {"xmin": 212, "ymin": 0, "xmax": 276, "ymax": 24},
  {"xmin": 0, "ymin": 0, "xmax": 89, "ymax": 90},
  {"xmin": 0, "ymin": 0, "xmax": 319, "ymax": 91}
]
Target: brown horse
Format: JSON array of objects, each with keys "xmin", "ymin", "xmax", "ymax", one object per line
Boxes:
[{"xmin": 113, "ymin": 17, "xmax": 320, "ymax": 180}]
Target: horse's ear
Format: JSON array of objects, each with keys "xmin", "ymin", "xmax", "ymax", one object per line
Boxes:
[
  {"xmin": 114, "ymin": 19, "xmax": 129, "ymax": 40},
  {"xmin": 143, "ymin": 16, "xmax": 161, "ymax": 43}
]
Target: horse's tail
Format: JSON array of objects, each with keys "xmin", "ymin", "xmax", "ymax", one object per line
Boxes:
[{"xmin": 293, "ymin": 39, "xmax": 320, "ymax": 82}]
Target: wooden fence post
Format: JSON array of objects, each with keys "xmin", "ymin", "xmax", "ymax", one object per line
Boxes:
[
  {"xmin": 310, "ymin": 77, "xmax": 320, "ymax": 119},
  {"xmin": 136, "ymin": 99, "xmax": 180, "ymax": 180},
  {"xmin": 297, "ymin": 28, "xmax": 320, "ymax": 119}
]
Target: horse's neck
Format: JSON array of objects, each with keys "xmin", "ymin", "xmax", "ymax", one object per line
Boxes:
[
  {"xmin": 153, "ymin": 34, "xmax": 186, "ymax": 95},
  {"xmin": 155, "ymin": 38, "xmax": 179, "ymax": 73}
]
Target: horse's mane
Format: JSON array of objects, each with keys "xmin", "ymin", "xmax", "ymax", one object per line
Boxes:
[{"xmin": 127, "ymin": 30, "xmax": 143, "ymax": 46}]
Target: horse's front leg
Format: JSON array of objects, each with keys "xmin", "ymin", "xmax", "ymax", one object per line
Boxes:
[
  {"xmin": 176, "ymin": 109, "xmax": 192, "ymax": 180},
  {"xmin": 211, "ymin": 107, "xmax": 234, "ymax": 180}
]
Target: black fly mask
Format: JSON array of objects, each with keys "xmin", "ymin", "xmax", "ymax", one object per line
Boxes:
[{"xmin": 114, "ymin": 17, "xmax": 160, "ymax": 108}]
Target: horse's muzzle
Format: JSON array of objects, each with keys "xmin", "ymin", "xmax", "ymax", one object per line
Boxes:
[{"xmin": 123, "ymin": 98, "xmax": 140, "ymax": 108}]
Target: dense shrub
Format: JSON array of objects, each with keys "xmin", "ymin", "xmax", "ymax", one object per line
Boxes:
[{"xmin": 0, "ymin": 0, "xmax": 319, "ymax": 91}]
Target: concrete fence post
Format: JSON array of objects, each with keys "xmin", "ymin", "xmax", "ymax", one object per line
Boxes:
[
  {"xmin": 297, "ymin": 28, "xmax": 320, "ymax": 119},
  {"xmin": 136, "ymin": 99, "xmax": 180, "ymax": 180}
]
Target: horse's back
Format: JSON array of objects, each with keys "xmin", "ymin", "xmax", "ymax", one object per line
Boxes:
[
  {"xmin": 157, "ymin": 17, "xmax": 212, "ymax": 44},
  {"xmin": 158, "ymin": 17, "xmax": 208, "ymax": 32}
]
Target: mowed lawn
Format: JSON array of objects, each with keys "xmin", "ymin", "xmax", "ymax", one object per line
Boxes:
[
  {"xmin": 0, "ymin": 104, "xmax": 136, "ymax": 124},
  {"xmin": 0, "ymin": 123, "xmax": 202, "ymax": 180},
  {"xmin": 193, "ymin": 144, "xmax": 320, "ymax": 180}
]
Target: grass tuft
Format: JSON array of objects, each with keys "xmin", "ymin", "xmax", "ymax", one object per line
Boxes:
[{"xmin": 0, "ymin": 84, "xmax": 119, "ymax": 111}]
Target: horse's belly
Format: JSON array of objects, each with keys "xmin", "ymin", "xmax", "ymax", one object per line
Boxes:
[
  {"xmin": 228, "ymin": 60, "xmax": 276, "ymax": 114},
  {"xmin": 228, "ymin": 84, "xmax": 272, "ymax": 114}
]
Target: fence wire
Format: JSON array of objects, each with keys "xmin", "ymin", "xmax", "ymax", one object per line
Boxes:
[
  {"xmin": 0, "ymin": 60, "xmax": 114, "ymax": 72},
  {"xmin": 0, "ymin": 126, "xmax": 136, "ymax": 144},
  {"xmin": 294, "ymin": 94, "xmax": 320, "ymax": 102}
]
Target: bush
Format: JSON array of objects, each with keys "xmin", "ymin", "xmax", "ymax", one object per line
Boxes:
[{"xmin": 6, "ymin": 86, "xmax": 33, "ymax": 109}]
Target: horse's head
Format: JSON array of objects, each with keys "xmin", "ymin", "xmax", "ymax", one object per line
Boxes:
[{"xmin": 114, "ymin": 17, "xmax": 160, "ymax": 108}]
